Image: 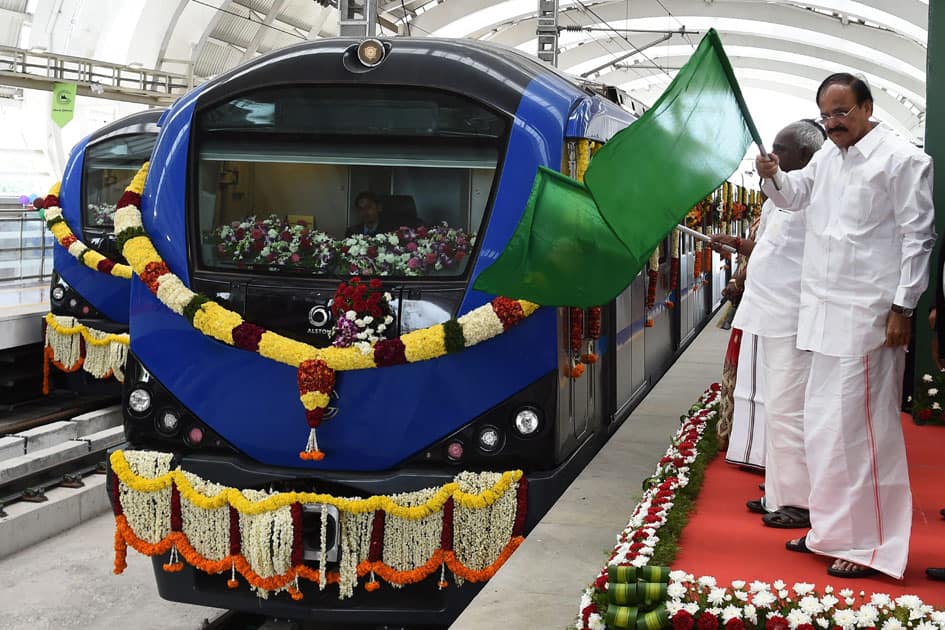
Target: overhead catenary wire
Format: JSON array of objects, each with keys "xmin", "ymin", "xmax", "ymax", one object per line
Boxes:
[
  {"xmin": 190, "ymin": 0, "xmax": 308, "ymax": 41},
  {"xmin": 573, "ymin": 0, "xmax": 674, "ymax": 80}
]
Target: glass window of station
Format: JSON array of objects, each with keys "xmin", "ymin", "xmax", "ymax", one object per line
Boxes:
[
  {"xmin": 194, "ymin": 85, "xmax": 508, "ymax": 278},
  {"xmin": 83, "ymin": 134, "xmax": 156, "ymax": 229}
]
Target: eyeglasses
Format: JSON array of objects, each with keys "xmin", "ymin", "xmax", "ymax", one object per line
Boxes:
[{"xmin": 818, "ymin": 104, "xmax": 858, "ymax": 123}]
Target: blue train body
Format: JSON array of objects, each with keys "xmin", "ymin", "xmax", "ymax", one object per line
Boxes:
[{"xmin": 111, "ymin": 37, "xmax": 722, "ymax": 624}]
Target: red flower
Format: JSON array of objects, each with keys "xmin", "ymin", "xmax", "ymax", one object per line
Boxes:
[
  {"xmin": 235, "ymin": 228, "xmax": 245, "ymax": 239},
  {"xmin": 455, "ymin": 251, "xmax": 465, "ymax": 261},
  {"xmin": 918, "ymin": 408, "xmax": 932, "ymax": 421},
  {"xmin": 369, "ymin": 278, "xmax": 382, "ymax": 289},
  {"xmin": 765, "ymin": 616, "xmax": 790, "ymax": 630},
  {"xmin": 253, "ymin": 240, "xmax": 265, "ymax": 252},
  {"xmin": 796, "ymin": 625, "xmax": 815, "ymax": 630},
  {"xmin": 366, "ymin": 246, "xmax": 378, "ymax": 259},
  {"xmin": 725, "ymin": 619, "xmax": 745, "ymax": 630},
  {"xmin": 672, "ymin": 610, "xmax": 695, "ymax": 630},
  {"xmin": 697, "ymin": 612, "xmax": 719, "ymax": 630}
]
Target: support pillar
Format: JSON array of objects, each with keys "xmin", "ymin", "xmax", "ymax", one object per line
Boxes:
[
  {"xmin": 339, "ymin": 0, "xmax": 377, "ymax": 37},
  {"xmin": 537, "ymin": 0, "xmax": 558, "ymax": 66},
  {"xmin": 914, "ymin": 3, "xmax": 942, "ymax": 393}
]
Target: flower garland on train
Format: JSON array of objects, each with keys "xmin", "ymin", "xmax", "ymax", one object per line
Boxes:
[
  {"xmin": 42, "ymin": 183, "xmax": 133, "ymax": 280},
  {"xmin": 563, "ymin": 138, "xmax": 604, "ymax": 377},
  {"xmin": 110, "ymin": 449, "xmax": 527, "ymax": 600},
  {"xmin": 42, "ymin": 313, "xmax": 129, "ymax": 393},
  {"xmin": 113, "ymin": 163, "xmax": 539, "ymax": 461}
]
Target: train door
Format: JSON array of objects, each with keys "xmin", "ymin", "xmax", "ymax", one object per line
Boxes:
[
  {"xmin": 612, "ymin": 270, "xmax": 647, "ymax": 424},
  {"xmin": 644, "ymin": 239, "xmax": 673, "ymax": 383}
]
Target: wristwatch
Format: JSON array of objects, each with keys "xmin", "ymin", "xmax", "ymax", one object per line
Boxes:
[{"xmin": 891, "ymin": 304, "xmax": 914, "ymax": 318}]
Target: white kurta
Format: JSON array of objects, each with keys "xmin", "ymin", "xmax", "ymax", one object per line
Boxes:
[
  {"xmin": 764, "ymin": 124, "xmax": 935, "ymax": 356},
  {"xmin": 734, "ymin": 199, "xmax": 811, "ymax": 511},
  {"xmin": 762, "ymin": 124, "xmax": 934, "ymax": 577}
]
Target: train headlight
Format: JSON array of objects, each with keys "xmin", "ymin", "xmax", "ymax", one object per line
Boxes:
[
  {"xmin": 128, "ymin": 388, "xmax": 152, "ymax": 414},
  {"xmin": 357, "ymin": 39, "xmax": 385, "ymax": 67},
  {"xmin": 51, "ymin": 286, "xmax": 65, "ymax": 301},
  {"xmin": 156, "ymin": 409, "xmax": 180, "ymax": 435},
  {"xmin": 513, "ymin": 407, "xmax": 541, "ymax": 436},
  {"xmin": 477, "ymin": 426, "xmax": 502, "ymax": 453}
]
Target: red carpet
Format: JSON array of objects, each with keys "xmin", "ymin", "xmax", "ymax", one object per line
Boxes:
[{"xmin": 673, "ymin": 415, "xmax": 945, "ymax": 605}]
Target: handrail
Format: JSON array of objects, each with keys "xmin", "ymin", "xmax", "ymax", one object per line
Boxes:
[{"xmin": 0, "ymin": 211, "xmax": 53, "ymax": 284}]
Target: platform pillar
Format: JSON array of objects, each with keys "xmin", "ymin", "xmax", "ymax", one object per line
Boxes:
[{"xmin": 915, "ymin": 3, "xmax": 943, "ymax": 392}]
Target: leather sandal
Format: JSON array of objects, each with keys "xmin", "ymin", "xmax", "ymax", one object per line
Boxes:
[
  {"xmin": 827, "ymin": 561, "xmax": 878, "ymax": 579},
  {"xmin": 763, "ymin": 506, "xmax": 811, "ymax": 529},
  {"xmin": 746, "ymin": 498, "xmax": 767, "ymax": 514},
  {"xmin": 785, "ymin": 534, "xmax": 813, "ymax": 554}
]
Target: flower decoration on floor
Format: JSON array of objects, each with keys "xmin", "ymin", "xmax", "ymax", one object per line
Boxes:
[
  {"xmin": 42, "ymin": 183, "xmax": 133, "ymax": 279},
  {"xmin": 114, "ymin": 163, "xmax": 538, "ymax": 460},
  {"xmin": 576, "ymin": 384, "xmax": 720, "ymax": 630},
  {"xmin": 42, "ymin": 313, "xmax": 129, "ymax": 393},
  {"xmin": 912, "ymin": 373, "xmax": 945, "ymax": 426},
  {"xmin": 331, "ymin": 277, "xmax": 394, "ymax": 351},
  {"xmin": 110, "ymin": 449, "xmax": 527, "ymax": 601},
  {"xmin": 574, "ymin": 384, "xmax": 945, "ymax": 630}
]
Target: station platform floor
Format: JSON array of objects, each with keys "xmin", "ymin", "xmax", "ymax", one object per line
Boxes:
[
  {"xmin": 0, "ymin": 313, "xmax": 729, "ymax": 630},
  {"xmin": 0, "ymin": 281, "xmax": 48, "ymax": 350},
  {"xmin": 451, "ymin": 313, "xmax": 728, "ymax": 629}
]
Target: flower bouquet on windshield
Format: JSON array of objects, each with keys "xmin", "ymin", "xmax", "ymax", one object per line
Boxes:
[{"xmin": 330, "ymin": 277, "xmax": 395, "ymax": 352}]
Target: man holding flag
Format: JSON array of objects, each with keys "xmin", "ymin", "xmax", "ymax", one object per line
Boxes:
[{"xmin": 757, "ymin": 73, "xmax": 935, "ymax": 579}]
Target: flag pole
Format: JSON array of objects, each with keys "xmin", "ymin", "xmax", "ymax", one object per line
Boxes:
[
  {"xmin": 707, "ymin": 30, "xmax": 781, "ymax": 190},
  {"xmin": 677, "ymin": 223, "xmax": 737, "ymax": 253}
]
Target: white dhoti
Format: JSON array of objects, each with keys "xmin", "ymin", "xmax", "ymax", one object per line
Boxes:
[
  {"xmin": 760, "ymin": 335, "xmax": 811, "ymax": 511},
  {"xmin": 727, "ymin": 333, "xmax": 766, "ymax": 469},
  {"xmin": 804, "ymin": 345, "xmax": 911, "ymax": 579}
]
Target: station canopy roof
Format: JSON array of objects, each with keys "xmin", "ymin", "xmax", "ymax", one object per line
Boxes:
[{"xmin": 0, "ymin": 0, "xmax": 928, "ymax": 147}]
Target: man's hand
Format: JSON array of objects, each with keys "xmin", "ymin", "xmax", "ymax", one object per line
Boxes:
[
  {"xmin": 710, "ymin": 234, "xmax": 740, "ymax": 254},
  {"xmin": 756, "ymin": 152, "xmax": 780, "ymax": 179},
  {"xmin": 723, "ymin": 278, "xmax": 743, "ymax": 301},
  {"xmin": 884, "ymin": 310, "xmax": 911, "ymax": 347}
]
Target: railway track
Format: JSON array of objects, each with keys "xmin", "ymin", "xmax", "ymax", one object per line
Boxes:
[{"xmin": 200, "ymin": 612, "xmax": 447, "ymax": 630}]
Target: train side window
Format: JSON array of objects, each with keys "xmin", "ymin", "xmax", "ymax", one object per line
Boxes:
[
  {"xmin": 82, "ymin": 134, "xmax": 156, "ymax": 229},
  {"xmin": 194, "ymin": 85, "xmax": 509, "ymax": 279}
]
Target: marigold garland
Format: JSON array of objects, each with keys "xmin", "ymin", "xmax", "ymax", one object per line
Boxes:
[
  {"xmin": 42, "ymin": 183, "xmax": 133, "ymax": 280},
  {"xmin": 112, "ymin": 163, "xmax": 539, "ymax": 460},
  {"xmin": 112, "ymin": 450, "xmax": 526, "ymax": 599}
]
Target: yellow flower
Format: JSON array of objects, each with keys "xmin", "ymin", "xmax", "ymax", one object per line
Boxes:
[
  {"xmin": 113, "ymin": 265, "xmax": 133, "ymax": 280},
  {"xmin": 122, "ymin": 236, "xmax": 163, "ymax": 272},
  {"xmin": 192, "ymin": 302, "xmax": 243, "ymax": 345},
  {"xmin": 50, "ymin": 221, "xmax": 71, "ymax": 241},
  {"xmin": 300, "ymin": 391, "xmax": 330, "ymax": 410},
  {"xmin": 318, "ymin": 345, "xmax": 377, "ymax": 371},
  {"xmin": 257, "ymin": 332, "xmax": 316, "ymax": 369},
  {"xmin": 127, "ymin": 162, "xmax": 149, "ymax": 195},
  {"xmin": 49, "ymin": 181, "xmax": 61, "ymax": 196},
  {"xmin": 402, "ymin": 326, "xmax": 447, "ymax": 363}
]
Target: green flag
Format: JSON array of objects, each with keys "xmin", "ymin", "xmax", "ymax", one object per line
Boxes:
[
  {"xmin": 473, "ymin": 29, "xmax": 762, "ymax": 307},
  {"xmin": 51, "ymin": 82, "xmax": 77, "ymax": 128}
]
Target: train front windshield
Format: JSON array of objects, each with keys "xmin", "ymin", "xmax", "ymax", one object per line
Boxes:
[
  {"xmin": 194, "ymin": 85, "xmax": 508, "ymax": 278},
  {"xmin": 83, "ymin": 133, "xmax": 156, "ymax": 229}
]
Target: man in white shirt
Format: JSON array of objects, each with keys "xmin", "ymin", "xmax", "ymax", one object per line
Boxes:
[
  {"xmin": 712, "ymin": 120, "xmax": 825, "ymax": 529},
  {"xmin": 757, "ymin": 73, "xmax": 935, "ymax": 579}
]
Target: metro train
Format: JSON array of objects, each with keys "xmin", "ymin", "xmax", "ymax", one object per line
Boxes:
[
  {"xmin": 45, "ymin": 109, "xmax": 162, "ymax": 390},
  {"xmin": 106, "ymin": 38, "xmax": 730, "ymax": 625}
]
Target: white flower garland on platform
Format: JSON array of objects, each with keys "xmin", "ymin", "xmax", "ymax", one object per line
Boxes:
[{"xmin": 573, "ymin": 385, "xmax": 945, "ymax": 630}]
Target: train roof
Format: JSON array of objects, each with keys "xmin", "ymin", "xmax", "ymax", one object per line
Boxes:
[
  {"xmin": 191, "ymin": 37, "xmax": 642, "ymax": 130},
  {"xmin": 86, "ymin": 107, "xmax": 165, "ymax": 145}
]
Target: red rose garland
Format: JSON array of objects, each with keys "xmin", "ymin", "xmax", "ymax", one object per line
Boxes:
[
  {"xmin": 580, "ymin": 306, "xmax": 600, "ymax": 365},
  {"xmin": 297, "ymin": 359, "xmax": 336, "ymax": 461}
]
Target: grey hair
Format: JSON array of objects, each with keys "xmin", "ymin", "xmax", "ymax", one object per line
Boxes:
[{"xmin": 782, "ymin": 120, "xmax": 826, "ymax": 155}]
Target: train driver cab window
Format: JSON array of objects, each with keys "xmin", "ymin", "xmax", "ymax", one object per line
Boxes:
[
  {"xmin": 83, "ymin": 134, "xmax": 156, "ymax": 229},
  {"xmin": 194, "ymin": 85, "xmax": 508, "ymax": 278}
]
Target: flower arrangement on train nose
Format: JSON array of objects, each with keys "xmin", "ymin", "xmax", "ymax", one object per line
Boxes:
[{"xmin": 330, "ymin": 277, "xmax": 394, "ymax": 350}]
